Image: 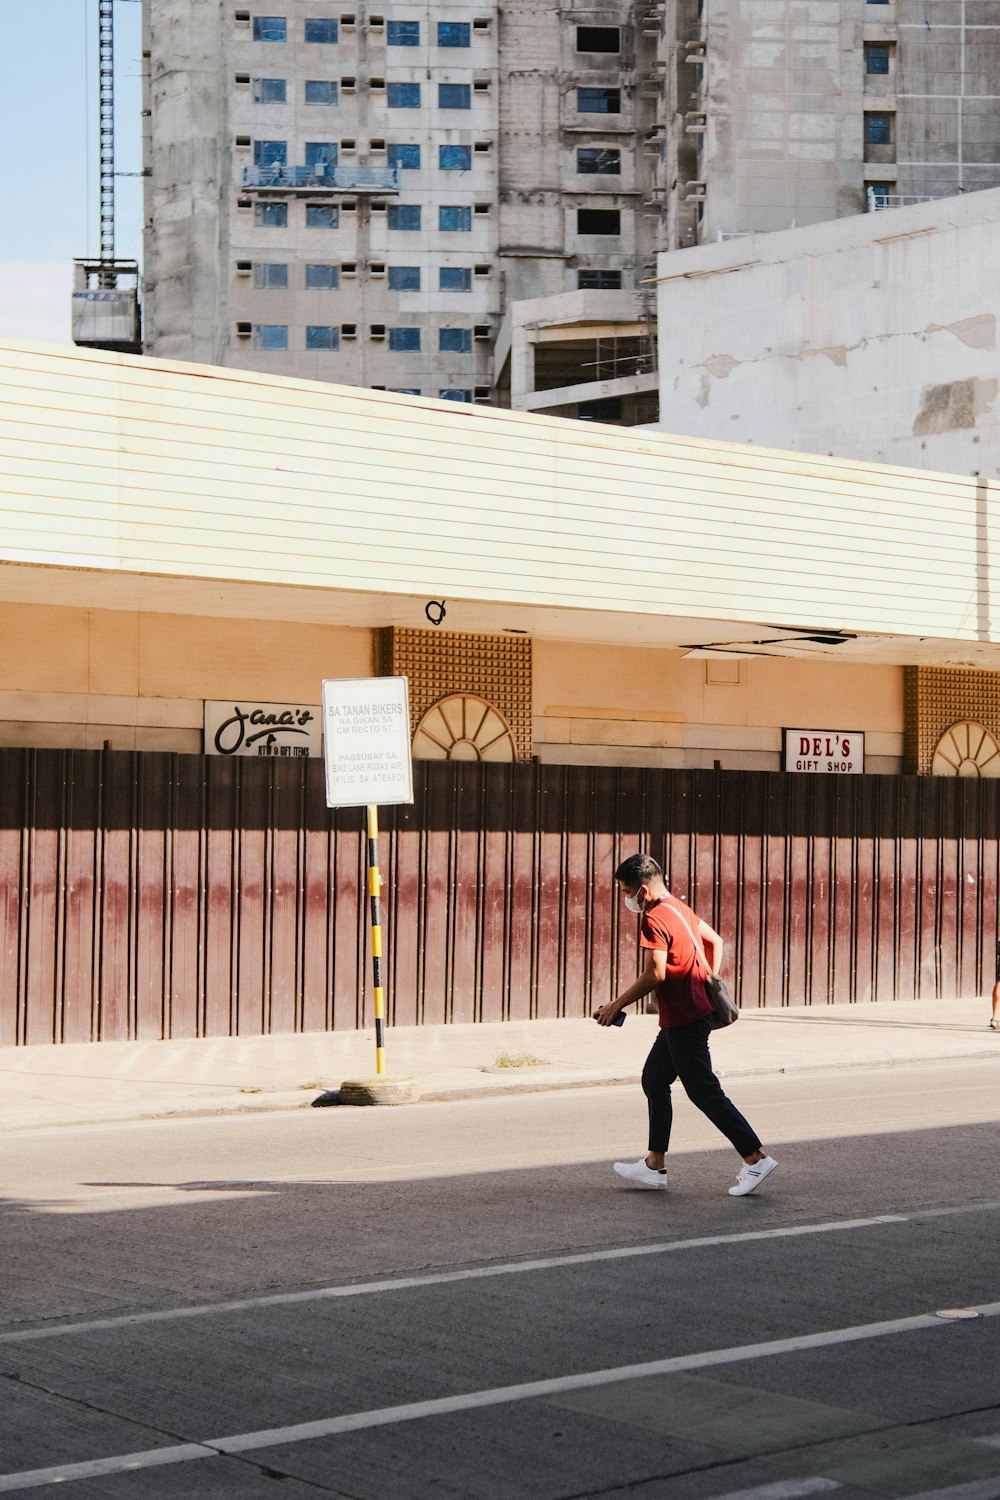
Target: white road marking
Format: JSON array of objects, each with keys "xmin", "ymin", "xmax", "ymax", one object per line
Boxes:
[
  {"xmin": 708, "ymin": 1482, "xmax": 842, "ymax": 1500},
  {"xmin": 0, "ymin": 1212, "xmax": 906, "ymax": 1345},
  {"xmin": 0, "ymin": 1445, "xmax": 217, "ymax": 1493},
  {"xmin": 902, "ymin": 1481, "xmax": 1000, "ymax": 1500},
  {"xmin": 2, "ymin": 1301, "xmax": 999, "ymax": 1493},
  {"xmin": 5, "ymin": 1199, "xmax": 1000, "ymax": 1348}
]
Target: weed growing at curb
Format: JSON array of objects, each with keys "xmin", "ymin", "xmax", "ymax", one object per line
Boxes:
[{"xmin": 492, "ymin": 1051, "xmax": 549, "ymax": 1069}]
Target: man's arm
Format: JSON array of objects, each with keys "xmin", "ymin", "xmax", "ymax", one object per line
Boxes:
[
  {"xmin": 594, "ymin": 949, "xmax": 666, "ymax": 1026},
  {"xmin": 698, "ymin": 919, "xmax": 723, "ymax": 975}
]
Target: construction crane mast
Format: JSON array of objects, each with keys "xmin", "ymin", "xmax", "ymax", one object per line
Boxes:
[
  {"xmin": 72, "ymin": 0, "xmax": 142, "ymax": 352},
  {"xmin": 98, "ymin": 0, "xmax": 116, "ymax": 277}
]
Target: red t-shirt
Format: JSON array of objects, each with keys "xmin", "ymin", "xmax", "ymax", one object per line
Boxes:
[{"xmin": 639, "ymin": 894, "xmax": 715, "ymax": 1029}]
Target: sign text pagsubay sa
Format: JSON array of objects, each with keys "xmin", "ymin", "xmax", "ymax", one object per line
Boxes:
[{"xmin": 322, "ymin": 676, "xmax": 414, "ymax": 808}]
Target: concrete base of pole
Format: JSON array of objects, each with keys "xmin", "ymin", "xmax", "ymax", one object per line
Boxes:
[{"xmin": 337, "ymin": 1076, "xmax": 421, "ymax": 1106}]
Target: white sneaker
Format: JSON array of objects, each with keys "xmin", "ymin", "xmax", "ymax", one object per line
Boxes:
[
  {"xmin": 728, "ymin": 1155, "xmax": 778, "ymax": 1197},
  {"xmin": 613, "ymin": 1159, "xmax": 668, "ymax": 1190}
]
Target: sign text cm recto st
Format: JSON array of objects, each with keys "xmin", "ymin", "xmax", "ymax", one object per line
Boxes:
[{"xmin": 322, "ymin": 677, "xmax": 414, "ymax": 809}]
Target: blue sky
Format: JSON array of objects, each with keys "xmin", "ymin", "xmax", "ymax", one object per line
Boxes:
[{"xmin": 0, "ymin": 0, "xmax": 143, "ymax": 343}]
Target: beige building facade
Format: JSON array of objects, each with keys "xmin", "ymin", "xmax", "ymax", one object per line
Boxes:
[
  {"xmin": 0, "ymin": 598, "xmax": 909, "ymax": 773},
  {"xmin": 3, "ymin": 338, "xmax": 1000, "ymax": 779}
]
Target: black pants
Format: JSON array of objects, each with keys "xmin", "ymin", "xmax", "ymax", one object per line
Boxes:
[{"xmin": 643, "ymin": 1016, "xmax": 762, "ymax": 1158}]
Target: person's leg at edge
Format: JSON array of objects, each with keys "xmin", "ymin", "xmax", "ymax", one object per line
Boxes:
[
  {"xmin": 667, "ymin": 1016, "xmax": 767, "ymax": 1164},
  {"xmin": 991, "ymin": 979, "xmax": 1000, "ymax": 1030},
  {"xmin": 642, "ymin": 1029, "xmax": 677, "ymax": 1171}
]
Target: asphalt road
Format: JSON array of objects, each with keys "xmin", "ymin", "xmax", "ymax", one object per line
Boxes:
[{"xmin": 2, "ymin": 1058, "xmax": 1000, "ymax": 1500}]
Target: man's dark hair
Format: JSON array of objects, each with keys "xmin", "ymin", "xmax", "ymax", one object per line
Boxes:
[{"xmin": 615, "ymin": 852, "xmax": 664, "ymax": 887}]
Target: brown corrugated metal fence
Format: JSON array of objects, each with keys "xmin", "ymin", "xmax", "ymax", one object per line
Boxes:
[{"xmin": 1, "ymin": 748, "xmax": 997, "ymax": 1045}]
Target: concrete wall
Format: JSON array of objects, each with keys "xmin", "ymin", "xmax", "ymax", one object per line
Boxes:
[
  {"xmin": 699, "ymin": 0, "xmax": 866, "ymax": 241},
  {"xmin": 673, "ymin": 0, "xmax": 1000, "ymax": 246},
  {"xmin": 656, "ymin": 188, "xmax": 1000, "ymax": 477},
  {"xmin": 142, "ymin": 0, "xmax": 231, "ymax": 366},
  {"xmin": 896, "ymin": 0, "xmax": 1000, "ymax": 201}
]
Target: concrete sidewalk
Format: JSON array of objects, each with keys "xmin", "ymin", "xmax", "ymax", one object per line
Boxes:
[{"xmin": 1, "ymin": 996, "xmax": 998, "ymax": 1133}]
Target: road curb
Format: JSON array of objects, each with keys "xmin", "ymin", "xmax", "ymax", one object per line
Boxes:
[{"xmin": 1, "ymin": 1045, "xmax": 998, "ymax": 1133}]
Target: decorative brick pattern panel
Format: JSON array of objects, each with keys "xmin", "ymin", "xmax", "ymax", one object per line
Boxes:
[
  {"xmin": 378, "ymin": 628, "xmax": 533, "ymax": 762},
  {"xmin": 904, "ymin": 665, "xmax": 1000, "ymax": 774}
]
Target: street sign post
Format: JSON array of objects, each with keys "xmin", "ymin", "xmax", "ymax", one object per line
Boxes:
[
  {"xmin": 321, "ymin": 678, "xmax": 416, "ymax": 1103},
  {"xmin": 322, "ymin": 676, "xmax": 414, "ymax": 809}
]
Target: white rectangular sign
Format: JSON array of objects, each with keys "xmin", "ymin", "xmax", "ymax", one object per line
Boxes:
[
  {"xmin": 205, "ymin": 700, "xmax": 322, "ymax": 758},
  {"xmin": 784, "ymin": 729, "xmax": 864, "ymax": 775},
  {"xmin": 322, "ymin": 676, "xmax": 414, "ymax": 808}
]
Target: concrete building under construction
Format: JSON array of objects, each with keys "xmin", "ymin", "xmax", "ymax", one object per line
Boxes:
[{"xmin": 141, "ymin": 1, "xmax": 1000, "ymax": 415}]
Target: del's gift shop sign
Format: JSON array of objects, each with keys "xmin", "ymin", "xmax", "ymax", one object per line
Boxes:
[
  {"xmin": 784, "ymin": 729, "xmax": 864, "ymax": 775},
  {"xmin": 204, "ymin": 701, "xmax": 322, "ymax": 758}
]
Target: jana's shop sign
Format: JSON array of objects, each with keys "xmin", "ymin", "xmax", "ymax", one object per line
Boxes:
[
  {"xmin": 204, "ymin": 701, "xmax": 322, "ymax": 758},
  {"xmin": 784, "ymin": 729, "xmax": 864, "ymax": 775}
]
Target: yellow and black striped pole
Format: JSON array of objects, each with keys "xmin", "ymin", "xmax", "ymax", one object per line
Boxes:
[
  {"xmin": 367, "ymin": 803, "xmax": 387, "ymax": 1076},
  {"xmin": 335, "ymin": 802, "xmax": 419, "ymax": 1105}
]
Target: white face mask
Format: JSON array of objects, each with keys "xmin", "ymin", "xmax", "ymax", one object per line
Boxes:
[{"xmin": 623, "ymin": 889, "xmax": 645, "ymax": 915}]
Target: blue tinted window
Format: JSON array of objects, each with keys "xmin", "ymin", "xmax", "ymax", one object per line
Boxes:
[
  {"xmin": 306, "ymin": 202, "xmax": 339, "ymax": 226},
  {"xmin": 437, "ymin": 21, "xmax": 470, "ymax": 46},
  {"xmin": 305, "ymin": 79, "xmax": 338, "ymax": 102},
  {"xmin": 439, "ymin": 388, "xmax": 471, "ymax": 401},
  {"xmin": 439, "ymin": 144, "xmax": 472, "ymax": 170},
  {"xmin": 253, "ymin": 262, "xmax": 289, "ymax": 288},
  {"xmin": 253, "ymin": 324, "xmax": 288, "ymax": 349},
  {"xmin": 439, "ymin": 327, "xmax": 471, "ymax": 353},
  {"xmin": 388, "ymin": 203, "xmax": 422, "ymax": 229},
  {"xmin": 253, "ymin": 139, "xmax": 287, "ymax": 166},
  {"xmin": 865, "ymin": 44, "xmax": 890, "ymax": 73},
  {"xmin": 306, "ymin": 325, "xmax": 339, "ymax": 349},
  {"xmin": 389, "ymin": 327, "xmax": 421, "ymax": 351},
  {"xmin": 439, "ymin": 205, "xmax": 471, "ymax": 231},
  {"xmin": 439, "ymin": 266, "xmax": 472, "ymax": 291},
  {"xmin": 253, "ymin": 16, "xmax": 286, "ymax": 41},
  {"xmin": 305, "ymin": 262, "xmax": 339, "ymax": 288},
  {"xmin": 577, "ymin": 86, "xmax": 620, "ymax": 113},
  {"xmin": 254, "ymin": 77, "xmax": 286, "ymax": 102},
  {"xmin": 254, "ymin": 201, "xmax": 288, "ymax": 226},
  {"xmin": 865, "ymin": 112, "xmax": 892, "ymax": 144},
  {"xmin": 305, "ymin": 141, "xmax": 337, "ymax": 166},
  {"xmin": 388, "ymin": 266, "xmax": 421, "ymax": 290},
  {"xmin": 390, "ymin": 387, "xmax": 421, "ymax": 394},
  {"xmin": 387, "ymin": 20, "xmax": 420, "ymax": 44},
  {"xmin": 387, "ymin": 82, "xmax": 421, "ymax": 107},
  {"xmin": 304, "ymin": 17, "xmax": 338, "ymax": 41},
  {"xmin": 388, "ymin": 143, "xmax": 421, "ymax": 169},
  {"xmin": 439, "ymin": 83, "xmax": 471, "ymax": 109}
]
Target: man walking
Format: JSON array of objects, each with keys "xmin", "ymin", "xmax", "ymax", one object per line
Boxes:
[{"xmin": 595, "ymin": 853, "xmax": 777, "ymax": 1197}]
